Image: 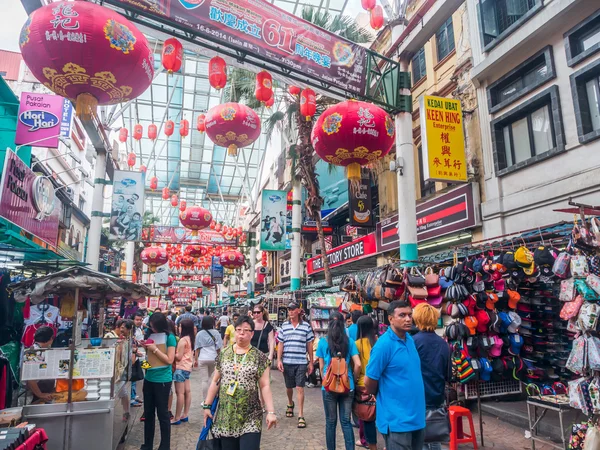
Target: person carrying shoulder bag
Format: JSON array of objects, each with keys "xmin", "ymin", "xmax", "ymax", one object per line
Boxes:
[{"xmin": 195, "ymin": 315, "xmax": 223, "ymax": 399}]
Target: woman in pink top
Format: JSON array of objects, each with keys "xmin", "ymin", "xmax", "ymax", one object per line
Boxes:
[{"xmin": 172, "ymin": 318, "xmax": 195, "ymax": 425}]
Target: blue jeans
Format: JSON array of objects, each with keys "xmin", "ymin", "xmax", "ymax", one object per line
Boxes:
[
  {"xmin": 322, "ymin": 390, "xmax": 354, "ymax": 450},
  {"xmin": 131, "ymin": 381, "xmax": 137, "ymax": 401},
  {"xmin": 423, "ymin": 443, "xmax": 442, "ymax": 450}
]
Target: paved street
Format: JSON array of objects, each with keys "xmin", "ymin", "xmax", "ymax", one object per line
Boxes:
[{"xmin": 122, "ymin": 366, "xmax": 556, "ymax": 450}]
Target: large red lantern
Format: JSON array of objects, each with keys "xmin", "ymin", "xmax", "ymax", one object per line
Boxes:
[
  {"xmin": 288, "ymin": 85, "xmax": 301, "ymax": 96},
  {"xmin": 255, "ymin": 71, "xmax": 273, "ymax": 104},
  {"xmin": 186, "ymin": 245, "xmax": 207, "ymax": 259},
  {"xmin": 220, "ymin": 250, "xmax": 245, "ymax": 269},
  {"xmin": 170, "ymin": 194, "xmax": 178, "ymax": 207},
  {"xmin": 205, "ymin": 103, "xmax": 261, "ymax": 157},
  {"xmin": 179, "ymin": 199, "xmax": 187, "ymax": 212},
  {"xmin": 179, "ymin": 205, "xmax": 213, "ymax": 235},
  {"xmin": 162, "ymin": 186, "xmax": 170, "ymax": 200},
  {"xmin": 148, "ymin": 124, "xmax": 157, "ymax": 141},
  {"xmin": 370, "ymin": 5, "xmax": 384, "ymax": 30},
  {"xmin": 361, "ymin": 0, "xmax": 376, "ymax": 10},
  {"xmin": 197, "ymin": 114, "xmax": 206, "ymax": 133},
  {"xmin": 127, "ymin": 152, "xmax": 136, "ymax": 168},
  {"xmin": 162, "ymin": 37, "xmax": 183, "ymax": 74},
  {"xmin": 312, "ymin": 100, "xmax": 395, "ymax": 183},
  {"xmin": 19, "ymin": 1, "xmax": 154, "ymax": 120},
  {"xmin": 180, "ymin": 119, "xmax": 189, "ymax": 137},
  {"xmin": 119, "ymin": 127, "xmax": 128, "ymax": 143},
  {"xmin": 149, "ymin": 176, "xmax": 158, "ymax": 190},
  {"xmin": 165, "ymin": 120, "xmax": 175, "ymax": 136},
  {"xmin": 208, "ymin": 56, "xmax": 227, "ymax": 90},
  {"xmin": 141, "ymin": 246, "xmax": 168, "ymax": 272},
  {"xmin": 265, "ymin": 96, "xmax": 275, "ymax": 108},
  {"xmin": 300, "ymin": 89, "xmax": 317, "ymax": 121},
  {"xmin": 133, "ymin": 124, "xmax": 143, "ymax": 141}
]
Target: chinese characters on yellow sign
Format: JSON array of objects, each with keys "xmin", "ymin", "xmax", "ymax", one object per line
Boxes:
[{"xmin": 419, "ymin": 95, "xmax": 467, "ymax": 182}]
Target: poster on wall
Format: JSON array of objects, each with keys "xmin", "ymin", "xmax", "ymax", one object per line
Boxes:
[
  {"xmin": 260, "ymin": 190, "xmax": 287, "ymax": 251},
  {"xmin": 15, "ymin": 92, "xmax": 72, "ymax": 148},
  {"xmin": 109, "ymin": 171, "xmax": 145, "ymax": 241},
  {"xmin": 348, "ymin": 170, "xmax": 374, "ymax": 227}
]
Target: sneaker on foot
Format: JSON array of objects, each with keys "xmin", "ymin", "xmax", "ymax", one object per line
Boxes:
[{"xmin": 140, "ymin": 413, "xmax": 145, "ymax": 422}]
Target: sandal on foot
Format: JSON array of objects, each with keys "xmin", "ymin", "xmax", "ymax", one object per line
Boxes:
[
  {"xmin": 298, "ymin": 417, "xmax": 306, "ymax": 428},
  {"xmin": 285, "ymin": 402, "xmax": 294, "ymax": 418}
]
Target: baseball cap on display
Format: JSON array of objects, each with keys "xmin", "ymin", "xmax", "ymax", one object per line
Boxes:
[
  {"xmin": 498, "ymin": 312, "xmax": 512, "ymax": 333},
  {"xmin": 534, "ymin": 246, "xmax": 556, "ymax": 267},
  {"xmin": 507, "ymin": 290, "xmax": 521, "ymax": 309},
  {"xmin": 517, "ymin": 302, "xmax": 534, "ymax": 313},
  {"xmin": 463, "ymin": 295, "xmax": 477, "ymax": 316},
  {"xmin": 464, "ymin": 316, "xmax": 479, "ymax": 336},
  {"xmin": 480, "ymin": 358, "xmax": 493, "ymax": 381},
  {"xmin": 490, "ymin": 335, "xmax": 503, "ymax": 357},
  {"xmin": 476, "ymin": 309, "xmax": 491, "ymax": 333},
  {"xmin": 486, "ymin": 293, "xmax": 500, "ymax": 310},
  {"xmin": 507, "ymin": 311, "xmax": 522, "ymax": 333}
]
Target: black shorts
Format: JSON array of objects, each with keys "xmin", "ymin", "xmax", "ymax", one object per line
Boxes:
[{"xmin": 283, "ymin": 364, "xmax": 307, "ymax": 388}]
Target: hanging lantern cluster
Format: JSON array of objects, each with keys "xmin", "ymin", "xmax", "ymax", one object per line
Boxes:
[
  {"xmin": 180, "ymin": 118, "xmax": 189, "ymax": 137},
  {"xmin": 19, "ymin": 1, "xmax": 154, "ymax": 120},
  {"xmin": 170, "ymin": 194, "xmax": 178, "ymax": 207},
  {"xmin": 133, "ymin": 124, "xmax": 143, "ymax": 141},
  {"xmin": 208, "ymin": 56, "xmax": 227, "ymax": 90},
  {"xmin": 197, "ymin": 114, "xmax": 206, "ymax": 133},
  {"xmin": 119, "ymin": 127, "xmax": 128, "ymax": 143},
  {"xmin": 141, "ymin": 246, "xmax": 168, "ymax": 272},
  {"xmin": 149, "ymin": 176, "xmax": 158, "ymax": 190},
  {"xmin": 255, "ymin": 70, "xmax": 273, "ymax": 104},
  {"xmin": 300, "ymin": 89, "xmax": 316, "ymax": 121},
  {"xmin": 220, "ymin": 250, "xmax": 244, "ymax": 269},
  {"xmin": 370, "ymin": 5, "xmax": 384, "ymax": 30},
  {"xmin": 288, "ymin": 85, "xmax": 301, "ymax": 96},
  {"xmin": 311, "ymin": 99, "xmax": 395, "ymax": 184},
  {"xmin": 179, "ymin": 205, "xmax": 213, "ymax": 235},
  {"xmin": 261, "ymin": 251, "xmax": 268, "ymax": 267},
  {"xmin": 127, "ymin": 152, "xmax": 136, "ymax": 168},
  {"xmin": 161, "ymin": 37, "xmax": 183, "ymax": 74},
  {"xmin": 205, "ymin": 103, "xmax": 261, "ymax": 157}
]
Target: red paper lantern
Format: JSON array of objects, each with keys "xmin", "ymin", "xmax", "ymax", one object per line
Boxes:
[
  {"xmin": 127, "ymin": 152, "xmax": 136, "ymax": 168},
  {"xmin": 161, "ymin": 37, "xmax": 183, "ymax": 74},
  {"xmin": 179, "ymin": 199, "xmax": 187, "ymax": 212},
  {"xmin": 149, "ymin": 176, "xmax": 158, "ymax": 190},
  {"xmin": 140, "ymin": 165, "xmax": 147, "ymax": 173},
  {"xmin": 180, "ymin": 119, "xmax": 189, "ymax": 137},
  {"xmin": 141, "ymin": 246, "xmax": 168, "ymax": 271},
  {"xmin": 158, "ymin": 276, "xmax": 173, "ymax": 287},
  {"xmin": 220, "ymin": 250, "xmax": 244, "ymax": 269},
  {"xmin": 370, "ymin": 5, "xmax": 384, "ymax": 30},
  {"xmin": 362, "ymin": 0, "xmax": 376, "ymax": 10},
  {"xmin": 288, "ymin": 85, "xmax": 301, "ymax": 96},
  {"xmin": 311, "ymin": 99, "xmax": 395, "ymax": 183},
  {"xmin": 19, "ymin": 1, "xmax": 154, "ymax": 120},
  {"xmin": 205, "ymin": 103, "xmax": 261, "ymax": 157},
  {"xmin": 186, "ymin": 245, "xmax": 207, "ymax": 258},
  {"xmin": 215, "ymin": 223, "xmax": 222, "ymax": 233},
  {"xmin": 197, "ymin": 114, "xmax": 206, "ymax": 133},
  {"xmin": 165, "ymin": 120, "xmax": 175, "ymax": 136},
  {"xmin": 179, "ymin": 205, "xmax": 213, "ymax": 235},
  {"xmin": 168, "ymin": 288, "xmax": 175, "ymax": 296},
  {"xmin": 202, "ymin": 276, "xmax": 213, "ymax": 288},
  {"xmin": 208, "ymin": 56, "xmax": 227, "ymax": 90},
  {"xmin": 162, "ymin": 186, "xmax": 170, "ymax": 200},
  {"xmin": 300, "ymin": 89, "xmax": 317, "ymax": 121},
  {"xmin": 133, "ymin": 124, "xmax": 143, "ymax": 141},
  {"xmin": 170, "ymin": 194, "xmax": 178, "ymax": 207},
  {"xmin": 255, "ymin": 70, "xmax": 273, "ymax": 104},
  {"xmin": 265, "ymin": 96, "xmax": 275, "ymax": 108},
  {"xmin": 148, "ymin": 124, "xmax": 157, "ymax": 141},
  {"xmin": 119, "ymin": 127, "xmax": 128, "ymax": 143}
]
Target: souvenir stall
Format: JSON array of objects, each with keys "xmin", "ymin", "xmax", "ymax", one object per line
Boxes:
[{"xmin": 9, "ymin": 267, "xmax": 150, "ymax": 450}]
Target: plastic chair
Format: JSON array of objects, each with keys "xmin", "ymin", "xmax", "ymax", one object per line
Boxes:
[{"xmin": 449, "ymin": 405, "xmax": 478, "ymax": 450}]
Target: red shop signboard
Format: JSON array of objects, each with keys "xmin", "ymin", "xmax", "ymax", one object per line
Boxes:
[{"xmin": 306, "ymin": 233, "xmax": 376, "ymax": 275}]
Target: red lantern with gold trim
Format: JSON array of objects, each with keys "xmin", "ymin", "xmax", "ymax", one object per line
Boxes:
[
  {"xmin": 140, "ymin": 165, "xmax": 147, "ymax": 174},
  {"xmin": 186, "ymin": 245, "xmax": 207, "ymax": 259},
  {"xmin": 161, "ymin": 37, "xmax": 183, "ymax": 74},
  {"xmin": 19, "ymin": 1, "xmax": 154, "ymax": 120},
  {"xmin": 141, "ymin": 246, "xmax": 168, "ymax": 272},
  {"xmin": 170, "ymin": 194, "xmax": 178, "ymax": 207},
  {"xmin": 148, "ymin": 124, "xmax": 157, "ymax": 141},
  {"xmin": 208, "ymin": 56, "xmax": 227, "ymax": 90},
  {"xmin": 265, "ymin": 96, "xmax": 275, "ymax": 108},
  {"xmin": 133, "ymin": 124, "xmax": 143, "ymax": 141},
  {"xmin": 311, "ymin": 99, "xmax": 395, "ymax": 184},
  {"xmin": 179, "ymin": 205, "xmax": 213, "ymax": 235},
  {"xmin": 179, "ymin": 199, "xmax": 186, "ymax": 212},
  {"xmin": 202, "ymin": 276, "xmax": 214, "ymax": 288},
  {"xmin": 149, "ymin": 176, "xmax": 158, "ymax": 191},
  {"xmin": 300, "ymin": 89, "xmax": 316, "ymax": 121},
  {"xmin": 288, "ymin": 85, "xmax": 301, "ymax": 96},
  {"xmin": 180, "ymin": 119, "xmax": 189, "ymax": 137},
  {"xmin": 370, "ymin": 5, "xmax": 384, "ymax": 30},
  {"xmin": 255, "ymin": 70, "xmax": 273, "ymax": 104},
  {"xmin": 205, "ymin": 103, "xmax": 261, "ymax": 157},
  {"xmin": 127, "ymin": 152, "xmax": 136, "ymax": 168},
  {"xmin": 119, "ymin": 127, "xmax": 128, "ymax": 143},
  {"xmin": 165, "ymin": 120, "xmax": 175, "ymax": 137},
  {"xmin": 361, "ymin": 0, "xmax": 376, "ymax": 11},
  {"xmin": 162, "ymin": 186, "xmax": 170, "ymax": 200},
  {"xmin": 197, "ymin": 114, "xmax": 206, "ymax": 133},
  {"xmin": 220, "ymin": 250, "xmax": 244, "ymax": 269}
]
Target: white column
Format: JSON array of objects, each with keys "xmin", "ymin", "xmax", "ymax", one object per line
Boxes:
[
  {"xmin": 290, "ymin": 177, "xmax": 302, "ymax": 291},
  {"xmin": 86, "ymin": 152, "xmax": 106, "ymax": 270},
  {"xmin": 248, "ymin": 228, "xmax": 257, "ymax": 297},
  {"xmin": 125, "ymin": 241, "xmax": 135, "ymax": 281}
]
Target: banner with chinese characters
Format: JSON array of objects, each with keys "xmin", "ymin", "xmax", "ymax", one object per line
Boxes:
[
  {"xmin": 107, "ymin": 0, "xmax": 367, "ymax": 95},
  {"xmin": 419, "ymin": 95, "xmax": 467, "ymax": 183},
  {"xmin": 260, "ymin": 190, "xmax": 287, "ymax": 251}
]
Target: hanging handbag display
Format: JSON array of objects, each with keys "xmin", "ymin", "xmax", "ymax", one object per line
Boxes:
[
  {"xmin": 407, "ymin": 267, "xmax": 426, "ymax": 287},
  {"xmin": 424, "ymin": 267, "xmax": 440, "ymax": 287}
]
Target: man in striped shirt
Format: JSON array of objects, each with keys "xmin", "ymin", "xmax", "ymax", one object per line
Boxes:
[{"xmin": 277, "ymin": 302, "xmax": 314, "ymax": 429}]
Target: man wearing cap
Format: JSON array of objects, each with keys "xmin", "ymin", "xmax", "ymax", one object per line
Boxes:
[{"xmin": 277, "ymin": 302, "xmax": 314, "ymax": 428}]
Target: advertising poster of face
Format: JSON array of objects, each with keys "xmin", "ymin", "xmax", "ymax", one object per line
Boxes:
[
  {"xmin": 109, "ymin": 171, "xmax": 145, "ymax": 241},
  {"xmin": 260, "ymin": 190, "xmax": 287, "ymax": 251}
]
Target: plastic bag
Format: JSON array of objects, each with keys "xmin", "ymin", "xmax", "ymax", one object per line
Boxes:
[{"xmin": 584, "ymin": 424, "xmax": 600, "ymax": 450}]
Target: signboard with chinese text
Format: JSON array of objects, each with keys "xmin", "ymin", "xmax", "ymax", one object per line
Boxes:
[
  {"xmin": 141, "ymin": 226, "xmax": 238, "ymax": 246},
  {"xmin": 260, "ymin": 190, "xmax": 287, "ymax": 251},
  {"xmin": 306, "ymin": 233, "xmax": 376, "ymax": 275},
  {"xmin": 15, "ymin": 92, "xmax": 72, "ymax": 148},
  {"xmin": 419, "ymin": 95, "xmax": 467, "ymax": 182}
]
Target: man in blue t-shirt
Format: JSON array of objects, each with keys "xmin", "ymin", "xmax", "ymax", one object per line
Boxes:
[{"xmin": 365, "ymin": 300, "xmax": 426, "ymax": 450}]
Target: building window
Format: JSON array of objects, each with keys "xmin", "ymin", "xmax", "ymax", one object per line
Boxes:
[
  {"xmin": 75, "ymin": 231, "xmax": 81, "ymax": 251},
  {"xmin": 436, "ymin": 17, "xmax": 455, "ymax": 62},
  {"xmin": 564, "ymin": 9, "xmax": 600, "ymax": 67},
  {"xmin": 79, "ymin": 196, "xmax": 85, "ymax": 211},
  {"xmin": 418, "ymin": 146, "xmax": 436, "ymax": 198},
  {"xmin": 570, "ymin": 57, "xmax": 600, "ymax": 144},
  {"xmin": 491, "ymin": 85, "xmax": 565, "ymax": 175},
  {"xmin": 479, "ymin": 0, "xmax": 540, "ymax": 50},
  {"xmin": 487, "ymin": 46, "xmax": 555, "ymax": 113},
  {"xmin": 412, "ymin": 47, "xmax": 426, "ymax": 84}
]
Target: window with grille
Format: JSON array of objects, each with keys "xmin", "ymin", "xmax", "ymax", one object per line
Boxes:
[
  {"xmin": 564, "ymin": 9, "xmax": 600, "ymax": 67},
  {"xmin": 570, "ymin": 57, "xmax": 600, "ymax": 144},
  {"xmin": 479, "ymin": 0, "xmax": 539, "ymax": 49},
  {"xmin": 412, "ymin": 47, "xmax": 426, "ymax": 84},
  {"xmin": 436, "ymin": 17, "xmax": 455, "ymax": 62}
]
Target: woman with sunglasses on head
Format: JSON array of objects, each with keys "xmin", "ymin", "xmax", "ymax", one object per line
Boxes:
[
  {"xmin": 250, "ymin": 305, "xmax": 275, "ymax": 363},
  {"xmin": 203, "ymin": 315, "xmax": 277, "ymax": 450}
]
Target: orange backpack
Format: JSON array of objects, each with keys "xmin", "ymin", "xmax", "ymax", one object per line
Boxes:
[{"xmin": 323, "ymin": 352, "xmax": 351, "ymax": 394}]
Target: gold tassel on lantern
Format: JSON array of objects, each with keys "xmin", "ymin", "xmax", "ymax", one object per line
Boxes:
[
  {"xmin": 75, "ymin": 93, "xmax": 98, "ymax": 121},
  {"xmin": 227, "ymin": 145, "xmax": 238, "ymax": 157},
  {"xmin": 347, "ymin": 162, "xmax": 362, "ymax": 193}
]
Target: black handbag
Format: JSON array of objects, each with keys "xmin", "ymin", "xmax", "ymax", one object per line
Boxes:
[
  {"xmin": 130, "ymin": 360, "xmax": 144, "ymax": 382},
  {"xmin": 196, "ymin": 437, "xmax": 221, "ymax": 450},
  {"xmin": 424, "ymin": 406, "xmax": 450, "ymax": 443}
]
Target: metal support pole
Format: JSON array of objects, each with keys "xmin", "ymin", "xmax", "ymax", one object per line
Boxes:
[
  {"xmin": 290, "ymin": 177, "xmax": 302, "ymax": 291},
  {"xmin": 248, "ymin": 230, "xmax": 257, "ymax": 297},
  {"xmin": 125, "ymin": 241, "xmax": 135, "ymax": 281},
  {"xmin": 395, "ymin": 59, "xmax": 418, "ymax": 267},
  {"xmin": 86, "ymin": 152, "xmax": 107, "ymax": 270}
]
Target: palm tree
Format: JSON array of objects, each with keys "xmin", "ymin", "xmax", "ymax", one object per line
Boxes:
[{"xmin": 226, "ymin": 7, "xmax": 372, "ymax": 287}]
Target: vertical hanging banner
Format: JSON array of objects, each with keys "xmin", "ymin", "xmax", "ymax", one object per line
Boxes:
[
  {"xmin": 109, "ymin": 171, "xmax": 145, "ymax": 241},
  {"xmin": 348, "ymin": 170, "xmax": 374, "ymax": 227},
  {"xmin": 211, "ymin": 256, "xmax": 224, "ymax": 285},
  {"xmin": 420, "ymin": 95, "xmax": 467, "ymax": 183},
  {"xmin": 260, "ymin": 190, "xmax": 287, "ymax": 251}
]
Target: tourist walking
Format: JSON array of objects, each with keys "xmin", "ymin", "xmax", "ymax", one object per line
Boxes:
[
  {"xmin": 224, "ymin": 312, "xmax": 240, "ymax": 347},
  {"xmin": 176, "ymin": 304, "xmax": 199, "ymax": 329},
  {"xmin": 203, "ymin": 315, "xmax": 277, "ymax": 450},
  {"xmin": 250, "ymin": 305, "xmax": 275, "ymax": 362},
  {"xmin": 171, "ymin": 318, "xmax": 195, "ymax": 425},
  {"xmin": 365, "ymin": 300, "xmax": 426, "ymax": 450},
  {"xmin": 317, "ymin": 312, "xmax": 361, "ymax": 450},
  {"xmin": 412, "ymin": 303, "xmax": 451, "ymax": 450},
  {"xmin": 195, "ymin": 315, "xmax": 223, "ymax": 399},
  {"xmin": 277, "ymin": 302, "xmax": 315, "ymax": 428},
  {"xmin": 140, "ymin": 312, "xmax": 177, "ymax": 450},
  {"xmin": 355, "ymin": 315, "xmax": 378, "ymax": 450},
  {"xmin": 218, "ymin": 312, "xmax": 230, "ymax": 338}
]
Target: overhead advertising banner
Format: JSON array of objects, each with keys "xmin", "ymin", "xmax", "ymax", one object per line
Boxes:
[
  {"xmin": 109, "ymin": 171, "xmax": 145, "ymax": 241},
  {"xmin": 306, "ymin": 233, "xmax": 376, "ymax": 275},
  {"xmin": 141, "ymin": 226, "xmax": 238, "ymax": 246},
  {"xmin": 348, "ymin": 170, "xmax": 374, "ymax": 227},
  {"xmin": 260, "ymin": 190, "xmax": 287, "ymax": 251},
  {"xmin": 108, "ymin": 0, "xmax": 367, "ymax": 95},
  {"xmin": 211, "ymin": 255, "xmax": 224, "ymax": 285},
  {"xmin": 15, "ymin": 92, "xmax": 72, "ymax": 148},
  {"xmin": 420, "ymin": 95, "xmax": 467, "ymax": 183},
  {"xmin": 375, "ymin": 183, "xmax": 480, "ymax": 252},
  {"xmin": 0, "ymin": 150, "xmax": 59, "ymax": 246}
]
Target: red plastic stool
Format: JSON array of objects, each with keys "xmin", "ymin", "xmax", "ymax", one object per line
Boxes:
[{"xmin": 449, "ymin": 405, "xmax": 478, "ymax": 450}]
